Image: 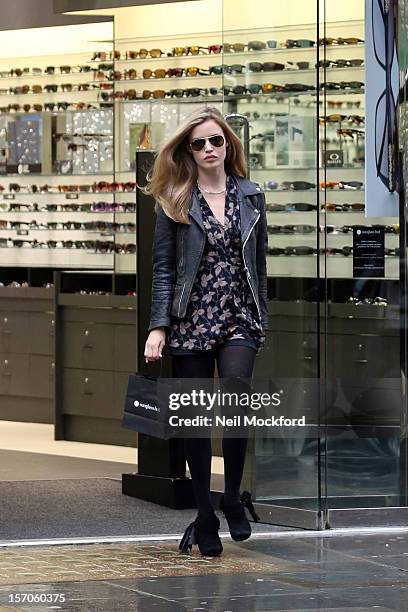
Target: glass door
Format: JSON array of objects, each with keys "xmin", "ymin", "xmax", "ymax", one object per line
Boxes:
[
  {"xmin": 319, "ymin": 0, "xmax": 408, "ymax": 527},
  {"xmin": 222, "ymin": 0, "xmax": 408, "ymax": 528},
  {"xmin": 222, "ymin": 0, "xmax": 324, "ymax": 528}
]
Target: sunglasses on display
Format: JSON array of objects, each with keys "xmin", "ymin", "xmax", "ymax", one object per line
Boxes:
[
  {"xmin": 223, "ymin": 64, "xmax": 245, "ymax": 74},
  {"xmin": 78, "ymin": 65, "xmax": 96, "ymax": 73},
  {"xmin": 373, "ymin": 0, "xmax": 398, "ymax": 192},
  {"xmin": 322, "ymin": 202, "xmax": 365, "ymax": 211},
  {"xmin": 320, "ymin": 114, "xmax": 365, "ymax": 125},
  {"xmin": 317, "ymin": 58, "xmax": 365, "ymax": 68},
  {"xmin": 247, "ymin": 61, "xmax": 286, "ymax": 72},
  {"xmin": 124, "ymin": 49, "xmax": 163, "ymax": 59},
  {"xmin": 284, "ymin": 39, "xmax": 315, "ymax": 48},
  {"xmin": 347, "ymin": 296, "xmax": 388, "ymax": 306},
  {"xmin": 267, "ymin": 246, "xmax": 317, "ymax": 256},
  {"xmin": 169, "ymin": 88, "xmax": 208, "ymax": 97},
  {"xmin": 91, "ymin": 202, "xmax": 136, "ymax": 212},
  {"xmin": 320, "ymin": 181, "xmax": 339, "ymax": 189},
  {"xmin": 209, "ymin": 65, "xmax": 224, "ymax": 75},
  {"xmin": 9, "ymin": 85, "xmax": 30, "ymax": 94},
  {"xmin": 9, "ymin": 68, "xmax": 30, "ymax": 77},
  {"xmin": 223, "ymin": 42, "xmax": 246, "ymax": 53},
  {"xmin": 281, "ymin": 181, "xmax": 316, "ymax": 190},
  {"xmin": 324, "ymin": 246, "xmax": 353, "ymax": 256},
  {"xmin": 185, "ymin": 66, "xmax": 210, "ymax": 76},
  {"xmin": 91, "ymin": 51, "xmax": 121, "ymax": 61},
  {"xmin": 167, "ymin": 67, "xmax": 184, "ymax": 77},
  {"xmin": 247, "ymin": 40, "xmax": 267, "ymax": 51},
  {"xmin": 171, "ymin": 46, "xmax": 207, "ymax": 56},
  {"xmin": 142, "ymin": 68, "xmax": 166, "ymax": 79},
  {"xmin": 338, "ymin": 180, "xmax": 364, "ymax": 189},
  {"xmin": 142, "ymin": 89, "xmax": 167, "ymax": 99},
  {"xmin": 190, "ymin": 134, "xmax": 225, "ymax": 151},
  {"xmin": 267, "ymin": 203, "xmax": 317, "ymax": 212},
  {"xmin": 337, "ymin": 127, "xmax": 365, "ymax": 138},
  {"xmin": 91, "ymin": 181, "xmax": 136, "ymax": 193},
  {"xmin": 7, "ymin": 103, "xmax": 43, "ymax": 112},
  {"xmin": 100, "ymin": 89, "xmax": 136, "ymax": 101},
  {"xmin": 267, "ymin": 224, "xmax": 316, "ymax": 234},
  {"xmin": 327, "ymin": 100, "xmax": 362, "ymax": 109}
]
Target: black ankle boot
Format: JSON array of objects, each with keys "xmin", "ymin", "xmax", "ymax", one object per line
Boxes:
[
  {"xmin": 179, "ymin": 512, "xmax": 223, "ymax": 557},
  {"xmin": 220, "ymin": 491, "xmax": 260, "ymax": 542}
]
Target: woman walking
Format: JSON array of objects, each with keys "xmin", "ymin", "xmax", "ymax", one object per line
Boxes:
[{"xmin": 144, "ymin": 107, "xmax": 268, "ymax": 556}]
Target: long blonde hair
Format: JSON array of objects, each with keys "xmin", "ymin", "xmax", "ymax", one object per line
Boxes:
[{"xmin": 144, "ymin": 107, "xmax": 247, "ymax": 224}]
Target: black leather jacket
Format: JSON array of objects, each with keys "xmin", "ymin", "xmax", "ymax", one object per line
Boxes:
[{"xmin": 148, "ymin": 174, "xmax": 269, "ymax": 334}]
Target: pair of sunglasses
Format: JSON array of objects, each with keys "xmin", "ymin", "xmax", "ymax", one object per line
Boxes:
[
  {"xmin": 171, "ymin": 46, "xmax": 207, "ymax": 56},
  {"xmin": 125, "ymin": 49, "xmax": 163, "ymax": 59},
  {"xmin": 100, "ymin": 89, "xmax": 137, "ymax": 101},
  {"xmin": 337, "ymin": 128, "xmax": 365, "ymax": 138},
  {"xmin": 267, "ymin": 224, "xmax": 315, "ymax": 234},
  {"xmin": 284, "ymin": 39, "xmax": 315, "ymax": 48},
  {"xmin": 168, "ymin": 88, "xmax": 207, "ymax": 98},
  {"xmin": 320, "ymin": 114, "xmax": 365, "ymax": 125},
  {"xmin": 189, "ymin": 134, "xmax": 225, "ymax": 152},
  {"xmin": 323, "ymin": 202, "xmax": 365, "ymax": 211},
  {"xmin": 267, "ymin": 246, "xmax": 317, "ymax": 256},
  {"xmin": 281, "ymin": 181, "xmax": 316, "ymax": 190},
  {"xmin": 338, "ymin": 180, "xmax": 364, "ymax": 189},
  {"xmin": 247, "ymin": 61, "xmax": 285, "ymax": 72},
  {"xmin": 317, "ymin": 58, "xmax": 364, "ymax": 68},
  {"xmin": 319, "ymin": 37, "xmax": 364, "ymax": 45}
]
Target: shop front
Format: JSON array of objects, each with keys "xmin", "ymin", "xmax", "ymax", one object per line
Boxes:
[{"xmin": 0, "ymin": 0, "xmax": 407, "ymax": 538}]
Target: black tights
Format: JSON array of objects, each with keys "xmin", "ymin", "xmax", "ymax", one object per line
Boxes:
[{"xmin": 172, "ymin": 345, "xmax": 256, "ymax": 517}]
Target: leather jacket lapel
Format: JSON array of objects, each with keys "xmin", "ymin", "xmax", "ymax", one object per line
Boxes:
[
  {"xmin": 236, "ymin": 181, "xmax": 259, "ymax": 242},
  {"xmin": 188, "ymin": 189, "xmax": 204, "ymax": 230}
]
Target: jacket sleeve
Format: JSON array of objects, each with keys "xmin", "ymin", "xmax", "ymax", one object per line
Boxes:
[
  {"xmin": 147, "ymin": 207, "xmax": 177, "ymax": 332},
  {"xmin": 256, "ymin": 192, "xmax": 269, "ymax": 331}
]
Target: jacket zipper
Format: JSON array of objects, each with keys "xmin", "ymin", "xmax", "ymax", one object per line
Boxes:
[
  {"xmin": 242, "ymin": 211, "xmax": 262, "ymax": 324},
  {"xmin": 177, "ymin": 282, "xmax": 186, "ymax": 317}
]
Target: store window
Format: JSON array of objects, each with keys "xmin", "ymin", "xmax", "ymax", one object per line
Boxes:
[{"xmin": 1, "ymin": 0, "xmax": 408, "ymax": 531}]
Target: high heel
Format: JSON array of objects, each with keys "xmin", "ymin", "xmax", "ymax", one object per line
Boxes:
[
  {"xmin": 220, "ymin": 490, "xmax": 260, "ymax": 542},
  {"xmin": 179, "ymin": 513, "xmax": 223, "ymax": 557},
  {"xmin": 241, "ymin": 490, "xmax": 261, "ymax": 522}
]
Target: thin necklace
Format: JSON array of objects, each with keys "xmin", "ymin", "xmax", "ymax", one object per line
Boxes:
[{"xmin": 197, "ymin": 182, "xmax": 226, "ymax": 195}]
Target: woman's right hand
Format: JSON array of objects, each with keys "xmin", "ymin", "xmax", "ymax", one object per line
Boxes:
[{"xmin": 144, "ymin": 328, "xmax": 166, "ymax": 363}]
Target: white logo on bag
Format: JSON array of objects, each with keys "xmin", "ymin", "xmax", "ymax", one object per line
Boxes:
[{"xmin": 134, "ymin": 399, "xmax": 159, "ymax": 412}]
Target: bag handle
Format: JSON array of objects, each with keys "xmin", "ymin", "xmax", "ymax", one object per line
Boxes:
[{"xmin": 144, "ymin": 355, "xmax": 164, "ymax": 379}]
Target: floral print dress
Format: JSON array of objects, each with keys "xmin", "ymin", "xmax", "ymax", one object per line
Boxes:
[{"xmin": 168, "ymin": 175, "xmax": 265, "ymax": 355}]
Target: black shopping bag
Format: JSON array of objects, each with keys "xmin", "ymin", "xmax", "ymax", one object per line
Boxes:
[{"xmin": 122, "ymin": 373, "xmax": 170, "ymax": 439}]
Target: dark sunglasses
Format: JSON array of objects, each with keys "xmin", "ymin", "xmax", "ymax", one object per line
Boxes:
[
  {"xmin": 169, "ymin": 88, "xmax": 207, "ymax": 98},
  {"xmin": 248, "ymin": 61, "xmax": 285, "ymax": 72},
  {"xmin": 322, "ymin": 202, "xmax": 365, "ymax": 211},
  {"xmin": 285, "ymin": 39, "xmax": 315, "ymax": 48},
  {"xmin": 248, "ymin": 40, "xmax": 266, "ymax": 51},
  {"xmin": 281, "ymin": 181, "xmax": 316, "ymax": 190},
  {"xmin": 190, "ymin": 134, "xmax": 225, "ymax": 151}
]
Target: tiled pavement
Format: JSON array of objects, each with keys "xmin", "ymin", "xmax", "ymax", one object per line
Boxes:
[{"xmin": 1, "ymin": 532, "xmax": 408, "ymax": 610}]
